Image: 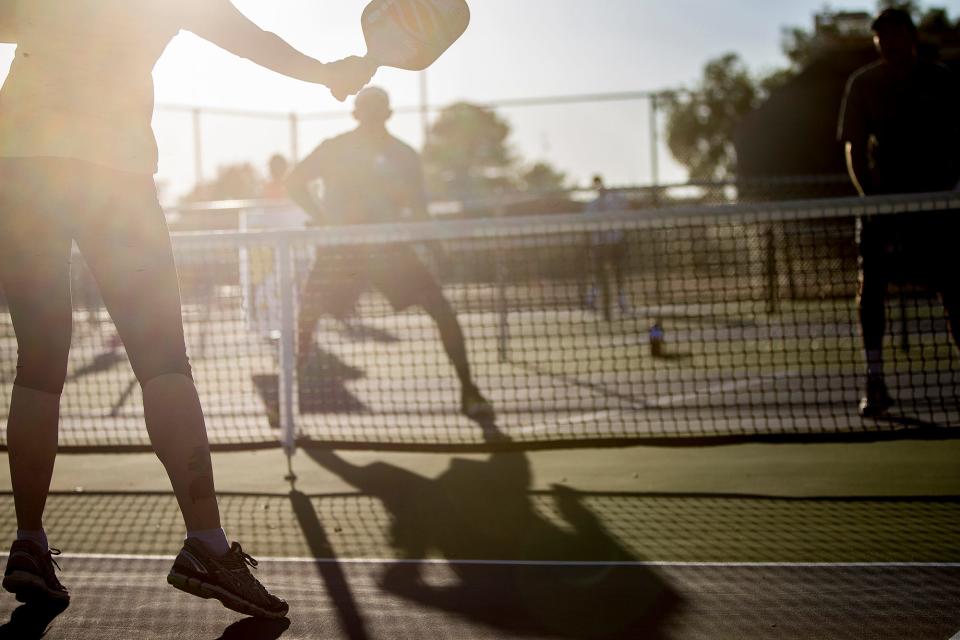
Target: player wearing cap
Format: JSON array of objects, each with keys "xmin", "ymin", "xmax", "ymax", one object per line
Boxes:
[
  {"xmin": 838, "ymin": 8, "xmax": 960, "ymax": 417},
  {"xmin": 0, "ymin": 0, "xmax": 373, "ymax": 619},
  {"xmin": 286, "ymin": 87, "xmax": 494, "ymax": 421}
]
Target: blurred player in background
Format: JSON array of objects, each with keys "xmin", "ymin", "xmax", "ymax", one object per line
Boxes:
[
  {"xmin": 838, "ymin": 8, "xmax": 960, "ymax": 417},
  {"xmin": 0, "ymin": 0, "xmax": 372, "ymax": 619},
  {"xmin": 584, "ymin": 176, "xmax": 630, "ymax": 321},
  {"xmin": 286, "ymin": 87, "xmax": 494, "ymax": 421}
]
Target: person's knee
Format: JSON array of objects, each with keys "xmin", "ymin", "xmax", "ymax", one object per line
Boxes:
[
  {"xmin": 13, "ymin": 347, "xmax": 70, "ymax": 395},
  {"xmin": 135, "ymin": 358, "xmax": 193, "ymax": 389}
]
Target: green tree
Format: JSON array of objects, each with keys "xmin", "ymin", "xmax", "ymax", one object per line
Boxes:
[
  {"xmin": 665, "ymin": 2, "xmax": 958, "ymax": 181},
  {"xmin": 422, "ymin": 102, "xmax": 516, "ymax": 200},
  {"xmin": 664, "ymin": 54, "xmax": 761, "ymax": 180},
  {"xmin": 520, "ymin": 162, "xmax": 568, "ymax": 193}
]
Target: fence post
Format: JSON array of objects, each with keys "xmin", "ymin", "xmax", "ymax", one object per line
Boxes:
[
  {"xmin": 289, "ymin": 112, "xmax": 300, "ymax": 163},
  {"xmin": 192, "ymin": 108, "xmax": 204, "ymax": 188},
  {"xmin": 276, "ymin": 238, "xmax": 297, "ymax": 464},
  {"xmin": 494, "ymin": 194, "xmax": 509, "ymax": 364},
  {"xmin": 649, "ymin": 93, "xmax": 661, "ymax": 205}
]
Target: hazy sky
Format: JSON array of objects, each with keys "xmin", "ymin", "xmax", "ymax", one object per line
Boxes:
[{"xmin": 2, "ymin": 0, "xmax": 959, "ymax": 199}]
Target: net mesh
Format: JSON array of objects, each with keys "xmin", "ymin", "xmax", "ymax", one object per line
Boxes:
[{"xmin": 1, "ymin": 192, "xmax": 959, "ymax": 451}]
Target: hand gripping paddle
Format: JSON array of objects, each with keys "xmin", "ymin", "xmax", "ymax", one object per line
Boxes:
[{"xmin": 360, "ymin": 0, "xmax": 471, "ymax": 72}]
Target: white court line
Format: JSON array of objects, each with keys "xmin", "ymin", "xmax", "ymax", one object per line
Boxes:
[
  {"xmin": 60, "ymin": 553, "xmax": 960, "ymax": 570},
  {"xmin": 647, "ymin": 371, "xmax": 796, "ymax": 409},
  {"xmin": 517, "ymin": 371, "xmax": 797, "ymax": 432}
]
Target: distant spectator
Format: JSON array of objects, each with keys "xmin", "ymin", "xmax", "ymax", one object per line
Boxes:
[
  {"xmin": 584, "ymin": 176, "xmax": 630, "ymax": 321},
  {"xmin": 262, "ymin": 154, "xmax": 289, "ymax": 199}
]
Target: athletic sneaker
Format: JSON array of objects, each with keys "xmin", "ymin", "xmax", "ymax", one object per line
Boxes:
[
  {"xmin": 2, "ymin": 541, "xmax": 70, "ymax": 604},
  {"xmin": 462, "ymin": 386, "xmax": 495, "ymax": 421},
  {"xmin": 167, "ymin": 540, "xmax": 288, "ymax": 619},
  {"xmin": 859, "ymin": 376, "xmax": 894, "ymax": 418}
]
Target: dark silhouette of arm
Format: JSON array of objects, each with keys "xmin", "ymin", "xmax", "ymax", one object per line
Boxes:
[
  {"xmin": 845, "ymin": 141, "xmax": 871, "ymax": 197},
  {"xmin": 838, "ymin": 73, "xmax": 873, "ymax": 196},
  {"xmin": 285, "ymin": 143, "xmax": 329, "ymax": 224}
]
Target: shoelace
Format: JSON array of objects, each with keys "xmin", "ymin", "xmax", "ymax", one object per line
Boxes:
[
  {"xmin": 222, "ymin": 544, "xmax": 274, "ymax": 600},
  {"xmin": 42, "ymin": 548, "xmax": 66, "ymax": 590},
  {"xmin": 226, "ymin": 543, "xmax": 258, "ymax": 570},
  {"xmin": 47, "ymin": 548, "xmax": 63, "ymax": 571}
]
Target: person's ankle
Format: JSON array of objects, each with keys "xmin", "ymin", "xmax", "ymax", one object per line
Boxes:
[
  {"xmin": 186, "ymin": 528, "xmax": 230, "ymax": 556},
  {"xmin": 17, "ymin": 529, "xmax": 49, "ymax": 551}
]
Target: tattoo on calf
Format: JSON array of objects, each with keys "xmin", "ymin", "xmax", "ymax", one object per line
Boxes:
[{"xmin": 187, "ymin": 447, "xmax": 215, "ymax": 504}]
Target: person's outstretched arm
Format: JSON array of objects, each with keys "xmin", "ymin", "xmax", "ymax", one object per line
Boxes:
[
  {"xmin": 181, "ymin": 1, "xmax": 373, "ymax": 100},
  {"xmin": 0, "ymin": 2, "xmax": 16, "ymax": 44}
]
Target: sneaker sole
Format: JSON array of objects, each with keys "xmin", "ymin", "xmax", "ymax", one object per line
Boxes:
[
  {"xmin": 3, "ymin": 571, "xmax": 70, "ymax": 604},
  {"xmin": 167, "ymin": 571, "xmax": 288, "ymax": 619}
]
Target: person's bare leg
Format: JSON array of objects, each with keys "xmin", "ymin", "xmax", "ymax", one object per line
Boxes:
[
  {"xmin": 7, "ymin": 386, "xmax": 60, "ymax": 532},
  {"xmin": 142, "ymin": 373, "xmax": 221, "ymax": 532}
]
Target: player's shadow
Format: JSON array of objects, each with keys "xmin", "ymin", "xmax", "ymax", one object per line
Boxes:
[
  {"xmin": 253, "ymin": 347, "xmax": 367, "ymax": 425},
  {"xmin": 304, "ymin": 425, "xmax": 679, "ymax": 639},
  {"xmin": 0, "ymin": 600, "xmax": 69, "ymax": 640}
]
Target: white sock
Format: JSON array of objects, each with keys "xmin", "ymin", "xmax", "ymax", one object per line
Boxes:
[
  {"xmin": 866, "ymin": 350, "xmax": 884, "ymax": 378},
  {"xmin": 186, "ymin": 528, "xmax": 230, "ymax": 556},
  {"xmin": 17, "ymin": 529, "xmax": 49, "ymax": 551}
]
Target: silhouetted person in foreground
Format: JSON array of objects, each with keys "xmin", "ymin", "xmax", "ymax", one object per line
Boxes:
[
  {"xmin": 837, "ymin": 8, "xmax": 960, "ymax": 417},
  {"xmin": 0, "ymin": 0, "xmax": 373, "ymax": 620},
  {"xmin": 286, "ymin": 87, "xmax": 494, "ymax": 420},
  {"xmin": 584, "ymin": 176, "xmax": 630, "ymax": 321}
]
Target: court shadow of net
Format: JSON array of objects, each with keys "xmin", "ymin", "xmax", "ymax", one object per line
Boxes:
[
  {"xmin": 302, "ymin": 423, "xmax": 680, "ymax": 639},
  {"xmin": 0, "ymin": 600, "xmax": 69, "ymax": 640},
  {"xmin": 253, "ymin": 347, "xmax": 367, "ymax": 426}
]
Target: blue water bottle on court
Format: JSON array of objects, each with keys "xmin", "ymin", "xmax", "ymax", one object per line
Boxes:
[{"xmin": 650, "ymin": 323, "xmax": 664, "ymax": 358}]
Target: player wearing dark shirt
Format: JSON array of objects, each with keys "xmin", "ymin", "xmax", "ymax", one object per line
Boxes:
[
  {"xmin": 286, "ymin": 88, "xmax": 494, "ymax": 421},
  {"xmin": 837, "ymin": 8, "xmax": 960, "ymax": 417}
]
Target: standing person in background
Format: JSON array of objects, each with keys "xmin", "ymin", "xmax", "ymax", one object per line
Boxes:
[
  {"xmin": 286, "ymin": 87, "xmax": 495, "ymax": 421},
  {"xmin": 0, "ymin": 0, "xmax": 372, "ymax": 619},
  {"xmin": 262, "ymin": 154, "xmax": 290, "ymax": 200},
  {"xmin": 584, "ymin": 176, "xmax": 630, "ymax": 321},
  {"xmin": 837, "ymin": 8, "xmax": 960, "ymax": 417}
]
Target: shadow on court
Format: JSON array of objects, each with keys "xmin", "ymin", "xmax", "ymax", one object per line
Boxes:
[
  {"xmin": 300, "ymin": 422, "xmax": 680, "ymax": 639},
  {"xmin": 253, "ymin": 346, "xmax": 368, "ymax": 424},
  {"xmin": 0, "ymin": 600, "xmax": 69, "ymax": 640}
]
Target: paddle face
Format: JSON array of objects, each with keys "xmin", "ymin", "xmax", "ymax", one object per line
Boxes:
[{"xmin": 361, "ymin": 0, "xmax": 470, "ymax": 71}]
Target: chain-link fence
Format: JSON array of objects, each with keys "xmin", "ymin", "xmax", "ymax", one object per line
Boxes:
[{"xmin": 153, "ymin": 91, "xmax": 689, "ymax": 204}]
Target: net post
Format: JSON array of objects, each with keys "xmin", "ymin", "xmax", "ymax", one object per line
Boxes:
[
  {"xmin": 276, "ymin": 239, "xmax": 298, "ymax": 464},
  {"xmin": 494, "ymin": 195, "xmax": 509, "ymax": 363},
  {"xmin": 289, "ymin": 112, "xmax": 300, "ymax": 164}
]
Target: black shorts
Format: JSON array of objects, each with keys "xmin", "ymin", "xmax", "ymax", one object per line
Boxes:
[
  {"xmin": 858, "ymin": 210, "xmax": 960, "ymax": 289},
  {"xmin": 307, "ymin": 244, "xmax": 441, "ymax": 317}
]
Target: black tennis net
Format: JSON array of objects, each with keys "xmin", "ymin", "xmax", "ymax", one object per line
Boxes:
[{"xmin": 1, "ymin": 191, "xmax": 959, "ymax": 451}]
